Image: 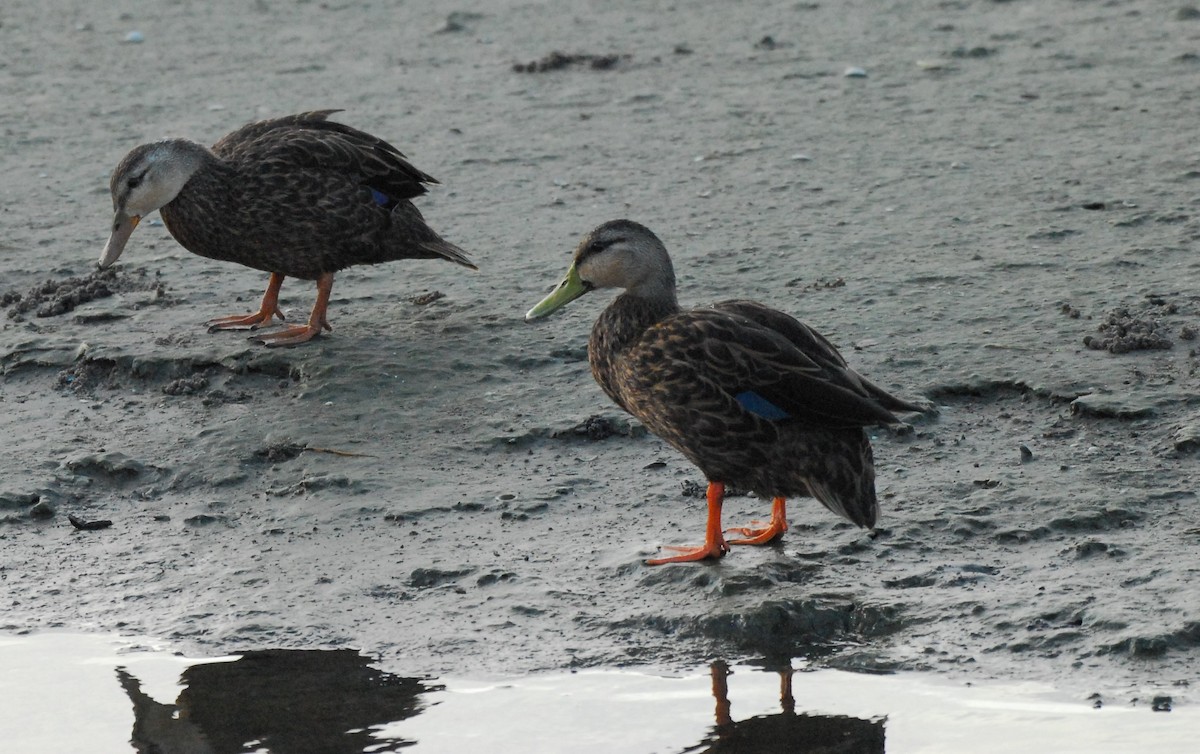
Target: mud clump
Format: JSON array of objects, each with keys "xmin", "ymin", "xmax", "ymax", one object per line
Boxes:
[
  {"xmin": 512, "ymin": 51, "xmax": 627, "ymax": 73},
  {"xmin": 162, "ymin": 375, "xmax": 210, "ymax": 396},
  {"xmin": 552, "ymin": 415, "xmax": 645, "ymax": 441},
  {"xmin": 2, "ymin": 267, "xmax": 166, "ymax": 321},
  {"xmin": 409, "ymin": 290, "xmax": 446, "ymax": 306},
  {"xmin": 252, "ymin": 443, "xmax": 306, "ymax": 463},
  {"xmin": 55, "ymin": 360, "xmax": 118, "ymax": 393},
  {"xmin": 1083, "ymin": 306, "xmax": 1175, "ymax": 353}
]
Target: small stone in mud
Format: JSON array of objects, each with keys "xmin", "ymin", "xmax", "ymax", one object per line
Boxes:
[
  {"xmin": 253, "ymin": 443, "xmax": 306, "ymax": 463},
  {"xmin": 410, "ymin": 567, "xmax": 474, "ymax": 588},
  {"xmin": 1172, "ymin": 425, "xmax": 1200, "ymax": 453},
  {"xmin": 28, "ymin": 499, "xmax": 55, "ymax": 519},
  {"xmin": 68, "ymin": 514, "xmax": 113, "ymax": 530},
  {"xmin": 183, "ymin": 513, "xmax": 228, "ymax": 527},
  {"xmin": 552, "ymin": 415, "xmax": 643, "ymax": 441},
  {"xmin": 201, "ymin": 389, "xmax": 251, "ymax": 406},
  {"xmin": 950, "ymin": 45, "xmax": 995, "ymax": 58},
  {"xmin": 1019, "ymin": 444, "xmax": 1034, "ymax": 462},
  {"xmin": 1151, "ymin": 695, "xmax": 1172, "ymax": 712},
  {"xmin": 162, "ymin": 375, "xmax": 209, "ymax": 396},
  {"xmin": 435, "ymin": 11, "xmax": 482, "ymax": 33},
  {"xmin": 410, "ymin": 290, "xmax": 446, "ymax": 306}
]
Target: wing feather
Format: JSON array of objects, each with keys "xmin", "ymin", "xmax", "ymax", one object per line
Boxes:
[{"xmin": 629, "ymin": 301, "xmax": 910, "ymax": 429}]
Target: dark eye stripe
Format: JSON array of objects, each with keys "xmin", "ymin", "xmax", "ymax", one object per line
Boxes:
[{"xmin": 579, "ymin": 236, "xmax": 621, "ymax": 261}]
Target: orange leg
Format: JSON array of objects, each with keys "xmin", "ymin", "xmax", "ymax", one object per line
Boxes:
[
  {"xmin": 725, "ymin": 497, "xmax": 788, "ymax": 546},
  {"xmin": 206, "ymin": 272, "xmax": 287, "ymax": 331},
  {"xmin": 646, "ymin": 481, "xmax": 729, "ymax": 565},
  {"xmin": 779, "ymin": 667, "xmax": 795, "ymax": 715},
  {"xmin": 711, "ymin": 661, "xmax": 733, "ymax": 727},
  {"xmin": 252, "ymin": 272, "xmax": 335, "ymax": 347}
]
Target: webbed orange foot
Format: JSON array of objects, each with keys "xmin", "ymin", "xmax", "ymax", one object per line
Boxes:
[
  {"xmin": 206, "ymin": 308, "xmax": 285, "ymax": 331},
  {"xmin": 645, "ymin": 481, "xmax": 731, "ymax": 565},
  {"xmin": 725, "ymin": 497, "xmax": 788, "ymax": 546},
  {"xmin": 206, "ymin": 272, "xmax": 287, "ymax": 332},
  {"xmin": 249, "ymin": 271, "xmax": 335, "ymax": 348},
  {"xmin": 646, "ymin": 539, "xmax": 729, "ymax": 565}
]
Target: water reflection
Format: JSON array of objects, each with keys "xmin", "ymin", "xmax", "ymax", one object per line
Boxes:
[
  {"xmin": 117, "ymin": 648, "xmax": 437, "ymax": 754},
  {"xmin": 680, "ymin": 661, "xmax": 885, "ymax": 754}
]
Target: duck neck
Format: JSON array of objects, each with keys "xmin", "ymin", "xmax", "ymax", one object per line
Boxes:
[
  {"xmin": 158, "ymin": 147, "xmax": 235, "ymax": 259},
  {"xmin": 592, "ymin": 289, "xmax": 679, "ymax": 355}
]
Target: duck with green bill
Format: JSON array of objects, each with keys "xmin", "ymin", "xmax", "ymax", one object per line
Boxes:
[{"xmin": 526, "ymin": 219, "xmax": 926, "ymax": 565}]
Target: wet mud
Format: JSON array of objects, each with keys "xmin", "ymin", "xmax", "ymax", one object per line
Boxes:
[{"xmin": 1, "ymin": 0, "xmax": 1199, "ymax": 724}]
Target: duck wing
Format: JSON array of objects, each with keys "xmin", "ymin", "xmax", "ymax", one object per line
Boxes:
[
  {"xmin": 715, "ymin": 300, "xmax": 927, "ymax": 416},
  {"xmin": 632, "ymin": 301, "xmax": 909, "ymax": 429},
  {"xmin": 214, "ymin": 110, "xmax": 436, "ymax": 204}
]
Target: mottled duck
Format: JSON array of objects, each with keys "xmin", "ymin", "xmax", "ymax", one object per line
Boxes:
[
  {"xmin": 99, "ymin": 110, "xmax": 474, "ymax": 346},
  {"xmin": 525, "ymin": 220, "xmax": 924, "ymax": 564}
]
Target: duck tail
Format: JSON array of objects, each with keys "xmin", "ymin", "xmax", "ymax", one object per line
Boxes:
[
  {"xmin": 803, "ymin": 430, "xmax": 880, "ymax": 528},
  {"xmin": 390, "ymin": 201, "xmax": 477, "ymax": 270},
  {"xmin": 420, "ymin": 237, "xmax": 477, "ymax": 270}
]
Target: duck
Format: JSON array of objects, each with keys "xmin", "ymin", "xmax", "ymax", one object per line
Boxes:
[
  {"xmin": 525, "ymin": 219, "xmax": 925, "ymax": 565},
  {"xmin": 99, "ymin": 110, "xmax": 475, "ymax": 346}
]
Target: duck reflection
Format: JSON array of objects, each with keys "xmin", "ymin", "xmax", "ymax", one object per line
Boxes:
[
  {"xmin": 116, "ymin": 648, "xmax": 436, "ymax": 754},
  {"xmin": 680, "ymin": 661, "xmax": 885, "ymax": 753}
]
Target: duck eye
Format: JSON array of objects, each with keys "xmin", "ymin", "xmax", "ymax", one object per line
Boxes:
[
  {"xmin": 127, "ymin": 175, "xmax": 142, "ymax": 189},
  {"xmin": 588, "ymin": 237, "xmax": 620, "ymax": 254}
]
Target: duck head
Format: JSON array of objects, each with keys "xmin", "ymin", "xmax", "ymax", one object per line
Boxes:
[
  {"xmin": 99, "ymin": 139, "xmax": 208, "ymax": 269},
  {"xmin": 525, "ymin": 219, "xmax": 677, "ymax": 320}
]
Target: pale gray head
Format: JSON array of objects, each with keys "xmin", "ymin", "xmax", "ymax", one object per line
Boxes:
[
  {"xmin": 98, "ymin": 139, "xmax": 210, "ymax": 269},
  {"xmin": 525, "ymin": 220, "xmax": 678, "ymax": 321}
]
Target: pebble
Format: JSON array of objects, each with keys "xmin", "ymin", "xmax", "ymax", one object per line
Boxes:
[
  {"xmin": 844, "ymin": 66, "xmax": 867, "ymax": 78},
  {"xmin": 916, "ymin": 59, "xmax": 951, "ymax": 71},
  {"xmin": 1019, "ymin": 444, "xmax": 1034, "ymax": 462},
  {"xmin": 124, "ymin": 30, "xmax": 145, "ymax": 43}
]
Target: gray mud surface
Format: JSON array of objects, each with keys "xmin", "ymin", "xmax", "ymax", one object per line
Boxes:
[{"xmin": 2, "ymin": 0, "xmax": 1199, "ymax": 707}]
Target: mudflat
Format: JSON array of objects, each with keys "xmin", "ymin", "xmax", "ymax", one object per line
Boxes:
[{"xmin": 2, "ymin": 0, "xmax": 1197, "ymax": 708}]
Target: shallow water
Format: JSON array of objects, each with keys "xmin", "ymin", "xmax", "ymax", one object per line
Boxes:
[{"xmin": 1, "ymin": 633, "xmax": 1193, "ymax": 754}]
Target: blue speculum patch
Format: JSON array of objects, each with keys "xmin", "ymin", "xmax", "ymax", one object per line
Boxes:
[
  {"xmin": 370, "ymin": 188, "xmax": 391, "ymax": 206},
  {"xmin": 735, "ymin": 390, "xmax": 790, "ymax": 420}
]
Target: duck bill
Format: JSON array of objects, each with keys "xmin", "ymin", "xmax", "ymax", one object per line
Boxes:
[
  {"xmin": 98, "ymin": 212, "xmax": 141, "ymax": 269},
  {"xmin": 525, "ymin": 263, "xmax": 590, "ymax": 321}
]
